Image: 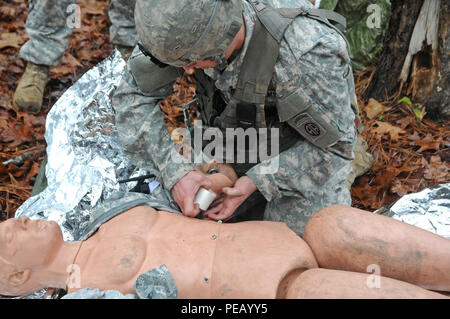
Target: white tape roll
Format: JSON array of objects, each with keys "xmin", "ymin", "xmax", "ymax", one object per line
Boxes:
[{"xmin": 194, "ymin": 187, "xmax": 219, "ymax": 211}]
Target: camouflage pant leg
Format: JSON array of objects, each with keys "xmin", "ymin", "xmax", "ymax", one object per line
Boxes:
[
  {"xmin": 263, "ymin": 163, "xmax": 353, "ymax": 237},
  {"xmin": 108, "ymin": 0, "xmax": 138, "ymax": 47},
  {"xmin": 20, "ymin": 0, "xmax": 77, "ymax": 66}
]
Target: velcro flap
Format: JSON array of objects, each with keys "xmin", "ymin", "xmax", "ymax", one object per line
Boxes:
[
  {"xmin": 278, "ymin": 91, "xmax": 343, "ymax": 149},
  {"xmin": 277, "ymin": 90, "xmax": 311, "ymax": 122}
]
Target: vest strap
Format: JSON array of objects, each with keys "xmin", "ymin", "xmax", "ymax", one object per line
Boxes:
[{"xmin": 233, "ymin": 16, "xmax": 280, "ymax": 105}]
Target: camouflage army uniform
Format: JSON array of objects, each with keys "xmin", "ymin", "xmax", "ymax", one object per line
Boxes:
[
  {"xmin": 113, "ymin": 0, "xmax": 357, "ymax": 236},
  {"xmin": 20, "ymin": 0, "xmax": 138, "ymax": 67}
]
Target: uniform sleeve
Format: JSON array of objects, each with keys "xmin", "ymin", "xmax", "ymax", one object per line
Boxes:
[
  {"xmin": 246, "ymin": 29, "xmax": 357, "ymax": 202},
  {"xmin": 246, "ymin": 133, "xmax": 354, "ymax": 202},
  {"xmin": 112, "ymin": 61, "xmax": 196, "ymax": 191}
]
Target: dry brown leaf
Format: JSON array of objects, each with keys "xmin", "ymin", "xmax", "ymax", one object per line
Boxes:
[
  {"xmin": 416, "ymin": 134, "xmax": 441, "ymax": 153},
  {"xmin": 0, "ymin": 163, "xmax": 8, "ymax": 175},
  {"xmin": 8, "ymin": 172, "xmax": 19, "ymax": 186},
  {"xmin": 396, "ymin": 116, "xmax": 415, "ymax": 129},
  {"xmin": 0, "ymin": 120, "xmax": 33, "ymax": 147},
  {"xmin": 391, "ymin": 180, "xmax": 412, "ymax": 196},
  {"xmin": 408, "ymin": 132, "xmax": 441, "ymax": 153},
  {"xmin": 0, "ymin": 6, "xmax": 17, "ymax": 17},
  {"xmin": 0, "ymin": 33, "xmax": 23, "ymax": 49},
  {"xmin": 372, "ymin": 121, "xmax": 406, "ymax": 140},
  {"xmin": 408, "ymin": 131, "xmax": 421, "ymax": 142},
  {"xmin": 23, "ymin": 161, "xmax": 41, "ymax": 184},
  {"xmin": 424, "ymin": 156, "xmax": 449, "ymax": 182},
  {"xmin": 364, "ymin": 98, "xmax": 390, "ymax": 119},
  {"xmin": 83, "ymin": 0, "xmax": 105, "ymax": 15},
  {"xmin": 1, "ymin": 0, "xmax": 116, "ymax": 219},
  {"xmin": 51, "ymin": 53, "xmax": 83, "ymax": 77}
]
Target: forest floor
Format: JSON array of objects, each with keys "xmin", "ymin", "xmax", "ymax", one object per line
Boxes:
[{"xmin": 0, "ymin": 0, "xmax": 449, "ymax": 221}]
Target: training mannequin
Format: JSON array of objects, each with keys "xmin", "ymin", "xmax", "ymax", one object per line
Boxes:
[{"xmin": 1, "ymin": 165, "xmax": 449, "ymax": 298}]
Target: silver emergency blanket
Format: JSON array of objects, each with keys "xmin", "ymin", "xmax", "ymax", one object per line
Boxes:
[
  {"xmin": 15, "ymin": 50, "xmax": 148, "ymax": 241},
  {"xmin": 381, "ymin": 183, "xmax": 450, "ymax": 239}
]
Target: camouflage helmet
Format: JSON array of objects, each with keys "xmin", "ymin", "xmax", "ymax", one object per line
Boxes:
[{"xmin": 135, "ymin": 0, "xmax": 243, "ymax": 69}]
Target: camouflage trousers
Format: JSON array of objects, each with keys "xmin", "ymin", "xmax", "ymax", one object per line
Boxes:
[
  {"xmin": 20, "ymin": 0, "xmax": 137, "ymax": 66},
  {"xmin": 261, "ymin": 165, "xmax": 352, "ymax": 237}
]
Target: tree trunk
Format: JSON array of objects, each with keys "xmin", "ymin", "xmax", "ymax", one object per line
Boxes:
[
  {"xmin": 423, "ymin": 0, "xmax": 449, "ymax": 119},
  {"xmin": 364, "ymin": 0, "xmax": 449, "ymax": 119},
  {"xmin": 363, "ymin": 0, "xmax": 424, "ymax": 101}
]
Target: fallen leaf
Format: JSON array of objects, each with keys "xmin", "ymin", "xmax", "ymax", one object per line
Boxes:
[
  {"xmin": 0, "ymin": 6, "xmax": 17, "ymax": 18},
  {"xmin": 397, "ymin": 96, "xmax": 412, "ymax": 107},
  {"xmin": 424, "ymin": 156, "xmax": 449, "ymax": 182},
  {"xmin": 51, "ymin": 53, "xmax": 82, "ymax": 77},
  {"xmin": 0, "ymin": 120, "xmax": 33, "ymax": 147},
  {"xmin": 408, "ymin": 132, "xmax": 441, "ymax": 153},
  {"xmin": 83, "ymin": 1, "xmax": 105, "ymax": 15},
  {"xmin": 0, "ymin": 33, "xmax": 23, "ymax": 49},
  {"xmin": 364, "ymin": 98, "xmax": 389, "ymax": 119},
  {"xmin": 391, "ymin": 180, "xmax": 411, "ymax": 196},
  {"xmin": 372, "ymin": 121, "xmax": 406, "ymax": 140},
  {"xmin": 396, "ymin": 116, "xmax": 415, "ymax": 129},
  {"xmin": 413, "ymin": 108, "xmax": 424, "ymax": 121},
  {"xmin": 0, "ymin": 163, "xmax": 8, "ymax": 175},
  {"xmin": 23, "ymin": 161, "xmax": 41, "ymax": 184}
]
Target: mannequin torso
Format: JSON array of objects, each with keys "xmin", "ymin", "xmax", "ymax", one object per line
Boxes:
[{"xmin": 72, "ymin": 206, "xmax": 317, "ymax": 298}]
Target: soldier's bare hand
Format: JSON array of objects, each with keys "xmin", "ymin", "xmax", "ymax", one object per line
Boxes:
[
  {"xmin": 205, "ymin": 176, "xmax": 257, "ymax": 221},
  {"xmin": 172, "ymin": 171, "xmax": 213, "ymax": 218}
]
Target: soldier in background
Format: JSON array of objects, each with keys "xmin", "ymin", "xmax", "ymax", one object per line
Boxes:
[{"xmin": 13, "ymin": 0, "xmax": 137, "ymax": 113}]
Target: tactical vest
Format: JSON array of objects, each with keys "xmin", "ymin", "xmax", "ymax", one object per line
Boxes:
[{"xmin": 193, "ymin": 0, "xmax": 359, "ymax": 176}]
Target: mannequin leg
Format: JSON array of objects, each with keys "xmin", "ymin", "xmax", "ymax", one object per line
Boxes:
[
  {"xmin": 285, "ymin": 269, "xmax": 447, "ymax": 299},
  {"xmin": 303, "ymin": 205, "xmax": 450, "ymax": 292}
]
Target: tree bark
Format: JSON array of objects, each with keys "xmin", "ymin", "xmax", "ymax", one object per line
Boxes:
[
  {"xmin": 364, "ymin": 0, "xmax": 449, "ymax": 120},
  {"xmin": 363, "ymin": 0, "xmax": 424, "ymax": 102},
  {"xmin": 423, "ymin": 1, "xmax": 449, "ymax": 119}
]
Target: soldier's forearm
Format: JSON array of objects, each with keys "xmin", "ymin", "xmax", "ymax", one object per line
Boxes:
[{"xmin": 113, "ymin": 68, "xmax": 196, "ymax": 189}]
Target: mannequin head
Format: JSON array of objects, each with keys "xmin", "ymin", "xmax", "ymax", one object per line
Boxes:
[
  {"xmin": 0, "ymin": 217, "xmax": 63, "ymax": 296},
  {"xmin": 0, "ymin": 162, "xmax": 238, "ymax": 296}
]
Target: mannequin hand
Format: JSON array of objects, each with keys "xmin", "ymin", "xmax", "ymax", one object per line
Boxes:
[
  {"xmin": 172, "ymin": 171, "xmax": 213, "ymax": 217},
  {"xmin": 204, "ymin": 176, "xmax": 257, "ymax": 221}
]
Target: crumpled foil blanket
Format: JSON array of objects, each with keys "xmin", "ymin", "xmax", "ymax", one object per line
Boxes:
[
  {"xmin": 15, "ymin": 50, "xmax": 148, "ymax": 242},
  {"xmin": 381, "ymin": 183, "xmax": 450, "ymax": 239}
]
